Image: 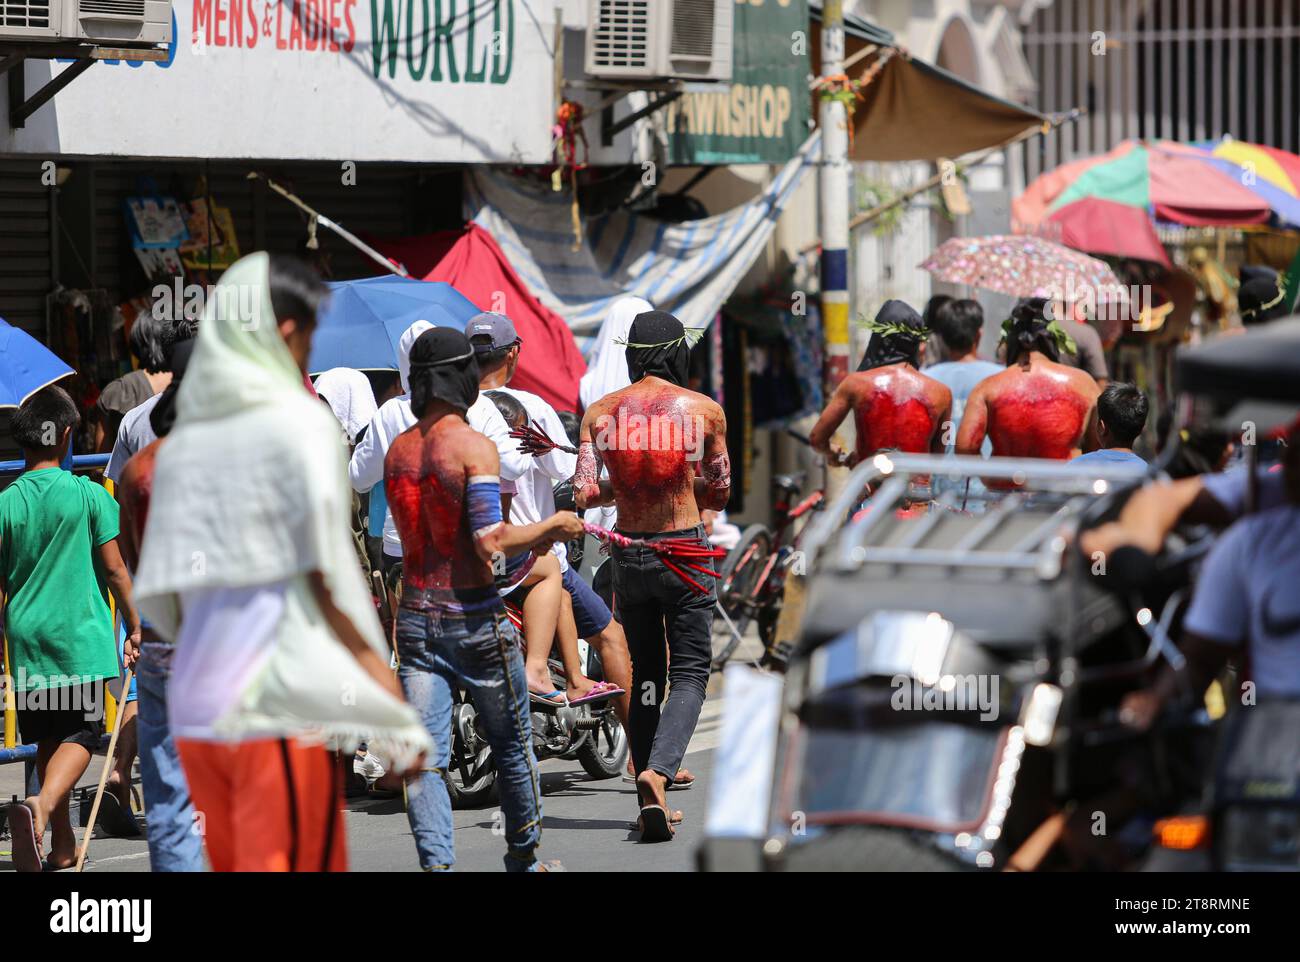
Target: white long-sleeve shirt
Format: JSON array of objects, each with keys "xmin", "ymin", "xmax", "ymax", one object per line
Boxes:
[
  {"xmin": 349, "ymin": 393, "xmax": 531, "ymax": 557},
  {"xmin": 496, "ymin": 387, "xmax": 577, "ymax": 571}
]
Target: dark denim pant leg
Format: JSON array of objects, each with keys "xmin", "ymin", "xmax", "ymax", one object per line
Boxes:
[
  {"xmin": 396, "ymin": 610, "xmax": 456, "ymax": 871},
  {"xmin": 614, "ymin": 549, "xmax": 666, "ymax": 776},
  {"xmin": 135, "ymin": 643, "xmax": 205, "ymax": 873},
  {"xmin": 614, "ymin": 527, "xmax": 716, "ymax": 785},
  {"xmin": 646, "ymin": 541, "xmax": 715, "ymax": 781}
]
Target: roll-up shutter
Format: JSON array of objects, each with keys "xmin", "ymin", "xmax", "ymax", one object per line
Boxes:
[{"xmin": 0, "ymin": 159, "xmax": 54, "ymax": 336}]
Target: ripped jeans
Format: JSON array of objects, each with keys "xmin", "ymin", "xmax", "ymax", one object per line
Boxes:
[{"xmin": 396, "ymin": 602, "xmax": 543, "ymax": 872}]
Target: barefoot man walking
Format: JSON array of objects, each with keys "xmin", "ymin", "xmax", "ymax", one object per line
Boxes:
[{"xmin": 575, "ymin": 311, "xmax": 730, "ymax": 841}]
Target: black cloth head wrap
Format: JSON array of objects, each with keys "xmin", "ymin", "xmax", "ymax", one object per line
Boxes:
[
  {"xmin": 857, "ymin": 299, "xmax": 926, "ymax": 371},
  {"xmin": 1238, "ymin": 275, "xmax": 1288, "ymax": 326},
  {"xmin": 1005, "ymin": 297, "xmax": 1062, "ymax": 365},
  {"xmin": 625, "ymin": 310, "xmax": 690, "ymax": 386},
  {"xmin": 149, "ymin": 337, "xmax": 195, "ymax": 439},
  {"xmin": 407, "ymin": 327, "xmax": 481, "ymax": 416}
]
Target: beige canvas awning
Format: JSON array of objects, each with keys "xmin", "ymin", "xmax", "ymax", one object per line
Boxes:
[{"xmin": 809, "ymin": 5, "xmax": 1046, "ymax": 163}]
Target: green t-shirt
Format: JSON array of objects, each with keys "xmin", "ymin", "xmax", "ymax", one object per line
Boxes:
[{"xmin": 0, "ymin": 468, "xmax": 120, "ymax": 691}]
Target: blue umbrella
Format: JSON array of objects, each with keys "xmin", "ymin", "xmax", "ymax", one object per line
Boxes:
[
  {"xmin": 308, "ymin": 276, "xmax": 481, "ymax": 374},
  {"xmin": 0, "ymin": 317, "xmax": 74, "ymax": 409}
]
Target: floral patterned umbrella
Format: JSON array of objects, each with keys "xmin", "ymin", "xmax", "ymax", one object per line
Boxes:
[{"xmin": 919, "ymin": 235, "xmax": 1130, "ymax": 316}]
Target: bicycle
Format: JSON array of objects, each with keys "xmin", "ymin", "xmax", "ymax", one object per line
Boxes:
[{"xmin": 711, "ymin": 469, "xmax": 825, "ymax": 671}]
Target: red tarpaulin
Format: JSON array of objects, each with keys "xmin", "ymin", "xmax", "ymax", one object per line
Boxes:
[{"xmin": 368, "ymin": 225, "xmax": 586, "ymax": 412}]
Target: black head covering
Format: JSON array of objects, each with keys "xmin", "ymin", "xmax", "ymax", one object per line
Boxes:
[
  {"xmin": 1238, "ymin": 274, "xmax": 1288, "ymax": 326},
  {"xmin": 625, "ymin": 310, "xmax": 690, "ymax": 386},
  {"xmin": 1005, "ymin": 297, "xmax": 1062, "ymax": 364},
  {"xmin": 149, "ymin": 337, "xmax": 195, "ymax": 439},
  {"xmin": 407, "ymin": 328, "xmax": 481, "ymax": 416},
  {"xmin": 857, "ymin": 299, "xmax": 926, "ymax": 371}
]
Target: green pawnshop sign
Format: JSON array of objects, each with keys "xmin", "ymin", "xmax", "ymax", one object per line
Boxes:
[{"xmin": 664, "ymin": 0, "xmax": 811, "ymax": 165}]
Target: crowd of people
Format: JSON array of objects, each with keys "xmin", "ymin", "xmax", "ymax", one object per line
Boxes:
[
  {"xmin": 2, "ymin": 246, "xmax": 1290, "ymax": 873},
  {"xmin": 1, "ymin": 251, "xmax": 726, "ymax": 872}
]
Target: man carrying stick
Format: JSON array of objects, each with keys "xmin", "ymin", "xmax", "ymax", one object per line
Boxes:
[{"xmin": 575, "ymin": 310, "xmax": 730, "ymax": 842}]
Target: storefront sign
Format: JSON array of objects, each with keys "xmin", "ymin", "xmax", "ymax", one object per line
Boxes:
[
  {"xmin": 1, "ymin": 0, "xmax": 553, "ymax": 163},
  {"xmin": 664, "ymin": 0, "xmax": 811, "ymax": 165}
]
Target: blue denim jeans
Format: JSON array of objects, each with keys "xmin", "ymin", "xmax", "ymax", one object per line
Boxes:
[
  {"xmin": 136, "ymin": 642, "xmax": 205, "ymax": 872},
  {"xmin": 396, "ymin": 603, "xmax": 543, "ymax": 872}
]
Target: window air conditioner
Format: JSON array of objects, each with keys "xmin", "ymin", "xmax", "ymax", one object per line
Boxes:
[
  {"xmin": 585, "ymin": 0, "xmax": 733, "ymax": 83},
  {"xmin": 0, "ymin": 0, "xmax": 171, "ymax": 47}
]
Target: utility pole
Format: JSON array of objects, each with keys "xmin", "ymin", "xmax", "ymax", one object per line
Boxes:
[{"xmin": 819, "ymin": 0, "xmax": 850, "ymax": 394}]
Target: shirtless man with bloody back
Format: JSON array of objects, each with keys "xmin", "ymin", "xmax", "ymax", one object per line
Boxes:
[
  {"xmin": 956, "ymin": 297, "xmax": 1101, "ymax": 469},
  {"xmin": 574, "ymin": 310, "xmax": 730, "ymax": 841},
  {"xmin": 385, "ymin": 327, "xmax": 583, "ymax": 873},
  {"xmin": 809, "ymin": 300, "xmax": 952, "ymax": 466}
]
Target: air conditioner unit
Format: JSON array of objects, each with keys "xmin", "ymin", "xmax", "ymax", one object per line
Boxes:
[
  {"xmin": 585, "ymin": 0, "xmax": 733, "ymax": 83},
  {"xmin": 0, "ymin": 0, "xmax": 171, "ymax": 47}
]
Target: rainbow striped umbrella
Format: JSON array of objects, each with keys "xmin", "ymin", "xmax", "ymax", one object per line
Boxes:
[
  {"xmin": 1184, "ymin": 138, "xmax": 1300, "ymax": 228},
  {"xmin": 1013, "ymin": 140, "xmax": 1300, "ymax": 266}
]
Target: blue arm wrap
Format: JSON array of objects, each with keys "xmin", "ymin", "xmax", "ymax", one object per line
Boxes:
[{"xmin": 467, "ymin": 478, "xmax": 503, "ymax": 538}]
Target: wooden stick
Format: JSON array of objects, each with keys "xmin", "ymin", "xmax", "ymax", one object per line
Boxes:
[{"xmin": 75, "ymin": 669, "xmax": 134, "ymax": 872}]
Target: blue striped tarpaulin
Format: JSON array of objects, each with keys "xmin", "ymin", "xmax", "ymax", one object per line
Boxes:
[{"xmin": 464, "ymin": 132, "xmax": 821, "ymax": 355}]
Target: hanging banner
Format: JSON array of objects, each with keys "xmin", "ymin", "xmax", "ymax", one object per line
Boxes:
[
  {"xmin": 1, "ymin": 0, "xmax": 554, "ymax": 163},
  {"xmin": 663, "ymin": 0, "xmax": 811, "ymax": 165}
]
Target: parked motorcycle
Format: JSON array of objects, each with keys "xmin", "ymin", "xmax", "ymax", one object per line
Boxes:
[{"xmin": 445, "ymin": 617, "xmax": 628, "ymax": 808}]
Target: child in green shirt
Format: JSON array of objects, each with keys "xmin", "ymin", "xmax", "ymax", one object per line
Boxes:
[{"xmin": 1, "ymin": 385, "xmax": 141, "ymax": 872}]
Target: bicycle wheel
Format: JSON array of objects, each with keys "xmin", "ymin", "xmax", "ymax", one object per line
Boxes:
[{"xmin": 712, "ymin": 524, "xmax": 773, "ymax": 668}]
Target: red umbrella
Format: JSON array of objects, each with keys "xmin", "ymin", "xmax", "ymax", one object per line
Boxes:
[{"xmin": 1043, "ymin": 197, "xmax": 1171, "ymax": 268}]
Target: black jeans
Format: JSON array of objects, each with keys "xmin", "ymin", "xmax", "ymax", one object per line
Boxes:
[{"xmin": 611, "ymin": 524, "xmax": 715, "ymax": 785}]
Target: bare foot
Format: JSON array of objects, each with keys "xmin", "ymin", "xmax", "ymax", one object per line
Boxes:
[
  {"xmin": 635, "ymin": 770, "xmax": 669, "ymax": 810},
  {"xmin": 25, "ymin": 795, "xmax": 48, "ymax": 843},
  {"xmin": 526, "ymin": 667, "xmax": 562, "ymax": 698},
  {"xmin": 565, "ymin": 676, "xmax": 598, "ymax": 702}
]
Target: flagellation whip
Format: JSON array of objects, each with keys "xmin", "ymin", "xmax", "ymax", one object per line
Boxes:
[{"xmin": 510, "ymin": 422, "xmax": 578, "ymax": 457}]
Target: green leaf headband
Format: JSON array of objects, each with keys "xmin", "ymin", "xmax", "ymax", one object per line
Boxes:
[
  {"xmin": 616, "ymin": 327, "xmax": 708, "ymax": 350},
  {"xmin": 861, "ymin": 314, "xmax": 929, "ymax": 340},
  {"xmin": 1000, "ymin": 315, "xmax": 1078, "ymax": 356}
]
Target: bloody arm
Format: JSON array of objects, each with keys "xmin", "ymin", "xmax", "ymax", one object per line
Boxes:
[
  {"xmin": 574, "ymin": 409, "xmax": 614, "ymax": 509},
  {"xmin": 955, "ymin": 386, "xmax": 989, "ymax": 456},
  {"xmin": 809, "ymin": 382, "xmax": 853, "ymax": 459}
]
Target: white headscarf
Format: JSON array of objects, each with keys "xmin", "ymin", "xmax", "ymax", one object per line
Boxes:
[
  {"xmin": 135, "ymin": 253, "xmax": 432, "ymax": 765},
  {"xmin": 578, "ymin": 296, "xmax": 653, "ymax": 411},
  {"xmin": 397, "ymin": 319, "xmax": 434, "ymax": 394},
  {"xmin": 314, "ymin": 367, "xmax": 378, "ymax": 443}
]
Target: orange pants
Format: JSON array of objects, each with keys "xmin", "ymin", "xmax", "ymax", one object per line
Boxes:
[{"xmin": 176, "ymin": 737, "xmax": 347, "ymax": 872}]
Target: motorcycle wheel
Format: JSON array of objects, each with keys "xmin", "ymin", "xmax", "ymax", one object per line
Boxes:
[
  {"xmin": 576, "ymin": 711, "xmax": 628, "ymax": 780},
  {"xmin": 776, "ymin": 827, "xmax": 967, "ymax": 872},
  {"xmin": 445, "ymin": 698, "xmax": 499, "ymax": 809}
]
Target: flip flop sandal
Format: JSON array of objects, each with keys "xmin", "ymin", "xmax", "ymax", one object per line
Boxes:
[
  {"xmin": 630, "ymin": 809, "xmax": 684, "ymax": 831},
  {"xmin": 638, "ymin": 805, "xmax": 674, "ymax": 843},
  {"xmin": 7, "ymin": 802, "xmax": 42, "ymax": 873},
  {"xmin": 529, "ymin": 690, "xmax": 568, "ymax": 710},
  {"xmin": 98, "ymin": 792, "xmax": 142, "ymax": 838},
  {"xmin": 529, "ymin": 859, "xmax": 567, "ymax": 872},
  {"xmin": 667, "ymin": 770, "xmax": 696, "ymax": 791},
  {"xmin": 568, "ymin": 681, "xmax": 626, "ymax": 706}
]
